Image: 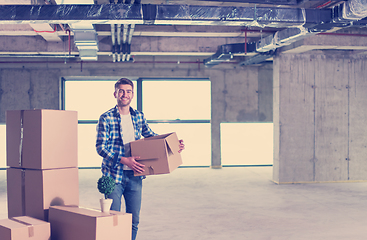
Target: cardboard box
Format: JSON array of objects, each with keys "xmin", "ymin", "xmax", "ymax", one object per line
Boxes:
[
  {"xmin": 6, "ymin": 109, "xmax": 78, "ymax": 169},
  {"xmin": 7, "ymin": 167, "xmax": 79, "ymax": 221},
  {"xmin": 49, "ymin": 206, "xmax": 132, "ymax": 240},
  {"xmin": 130, "ymin": 132, "xmax": 182, "ymax": 176},
  {"xmin": 0, "ymin": 216, "xmax": 50, "ymax": 240}
]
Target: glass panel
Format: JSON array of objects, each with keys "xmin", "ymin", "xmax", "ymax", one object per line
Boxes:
[
  {"xmin": 78, "ymin": 124, "xmax": 102, "ymax": 168},
  {"xmin": 148, "ymin": 123, "xmax": 211, "ymax": 167},
  {"xmin": 78, "ymin": 123, "xmax": 211, "ymax": 168},
  {"xmin": 0, "ymin": 125, "xmax": 5, "ymax": 168},
  {"xmin": 65, "ymin": 80, "xmax": 137, "ymax": 120},
  {"xmin": 142, "ymin": 81, "xmax": 211, "ymax": 120},
  {"xmin": 221, "ymin": 123, "xmax": 273, "ymax": 166}
]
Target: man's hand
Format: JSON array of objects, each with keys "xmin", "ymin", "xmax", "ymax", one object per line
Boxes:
[
  {"xmin": 178, "ymin": 139, "xmax": 185, "ymax": 153},
  {"xmin": 120, "ymin": 156, "xmax": 145, "ymax": 173}
]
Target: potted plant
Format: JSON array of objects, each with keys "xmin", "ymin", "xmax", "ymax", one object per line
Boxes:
[{"xmin": 97, "ymin": 175, "xmax": 115, "ymax": 213}]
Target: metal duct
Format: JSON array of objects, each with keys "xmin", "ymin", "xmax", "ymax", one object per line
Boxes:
[
  {"xmin": 256, "ymin": 26, "xmax": 314, "ymax": 52},
  {"xmin": 204, "ymin": 1, "xmax": 367, "ymax": 67},
  {"xmin": 0, "ymin": 4, "xmax": 332, "ymax": 29},
  {"xmin": 110, "ymin": 24, "xmax": 116, "ymax": 62},
  {"xmin": 56, "ymin": 0, "xmax": 98, "ymax": 61},
  {"xmin": 117, "ymin": 24, "xmax": 121, "ymax": 62},
  {"xmin": 122, "ymin": 24, "xmax": 128, "ymax": 61},
  {"xmin": 203, "ymin": 43, "xmax": 256, "ymax": 68},
  {"xmin": 343, "ymin": 0, "xmax": 367, "ymax": 20},
  {"xmin": 238, "ymin": 49, "xmax": 277, "ymax": 66},
  {"xmin": 126, "ymin": 24, "xmax": 135, "ymax": 61},
  {"xmin": 70, "ymin": 23, "xmax": 99, "ymax": 61},
  {"xmin": 196, "ymin": 0, "xmax": 299, "ymax": 5}
]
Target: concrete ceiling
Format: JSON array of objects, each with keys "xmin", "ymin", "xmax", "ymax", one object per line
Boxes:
[{"xmin": 0, "ymin": 0, "xmax": 367, "ymax": 66}]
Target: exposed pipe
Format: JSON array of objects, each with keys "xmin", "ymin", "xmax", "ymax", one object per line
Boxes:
[
  {"xmin": 318, "ymin": 32, "xmax": 367, "ymax": 37},
  {"xmin": 117, "ymin": 24, "xmax": 121, "ymax": 62},
  {"xmin": 122, "ymin": 24, "xmax": 129, "ymax": 62},
  {"xmin": 127, "ymin": 24, "xmax": 135, "ymax": 44},
  {"xmin": 126, "ymin": 24, "xmax": 135, "ymax": 61},
  {"xmin": 58, "ymin": 24, "xmax": 66, "ymax": 32},
  {"xmin": 244, "ymin": 27, "xmax": 247, "ymax": 55},
  {"xmin": 0, "ymin": 60, "xmax": 220, "ymax": 65},
  {"xmin": 111, "ymin": 24, "xmax": 116, "ymax": 63},
  {"xmin": 66, "ymin": 29, "xmax": 71, "ymax": 55},
  {"xmin": 33, "ymin": 25, "xmax": 56, "ymax": 33},
  {"xmin": 316, "ymin": 0, "xmax": 332, "ymax": 9}
]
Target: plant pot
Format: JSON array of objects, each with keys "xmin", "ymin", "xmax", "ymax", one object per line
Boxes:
[{"xmin": 100, "ymin": 198, "xmax": 113, "ymax": 213}]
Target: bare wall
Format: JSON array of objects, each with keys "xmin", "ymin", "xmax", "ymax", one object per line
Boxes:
[
  {"xmin": 0, "ymin": 58, "xmax": 273, "ymax": 167},
  {"xmin": 273, "ymin": 51, "xmax": 367, "ymax": 183}
]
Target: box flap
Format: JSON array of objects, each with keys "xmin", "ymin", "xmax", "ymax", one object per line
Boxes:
[
  {"xmin": 165, "ymin": 132, "xmax": 180, "ymax": 155},
  {"xmin": 144, "ymin": 132, "xmax": 173, "ymax": 140}
]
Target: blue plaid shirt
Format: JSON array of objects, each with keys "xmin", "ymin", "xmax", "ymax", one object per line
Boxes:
[{"xmin": 96, "ymin": 106, "xmax": 157, "ymax": 183}]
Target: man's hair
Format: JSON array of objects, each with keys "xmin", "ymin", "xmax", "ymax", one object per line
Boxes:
[{"xmin": 115, "ymin": 78, "xmax": 134, "ymax": 90}]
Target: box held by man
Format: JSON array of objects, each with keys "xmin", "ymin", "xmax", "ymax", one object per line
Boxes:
[{"xmin": 130, "ymin": 132, "xmax": 182, "ymax": 176}]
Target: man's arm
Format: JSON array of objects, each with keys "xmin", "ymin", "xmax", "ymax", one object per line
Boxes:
[
  {"xmin": 96, "ymin": 116, "xmax": 119, "ymax": 167},
  {"xmin": 141, "ymin": 113, "xmax": 158, "ymax": 138}
]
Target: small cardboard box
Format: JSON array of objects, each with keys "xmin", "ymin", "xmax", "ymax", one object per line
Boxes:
[
  {"xmin": 7, "ymin": 167, "xmax": 79, "ymax": 221},
  {"xmin": 49, "ymin": 206, "xmax": 132, "ymax": 240},
  {"xmin": 130, "ymin": 132, "xmax": 182, "ymax": 176},
  {"xmin": 0, "ymin": 216, "xmax": 50, "ymax": 240},
  {"xmin": 6, "ymin": 109, "xmax": 78, "ymax": 169}
]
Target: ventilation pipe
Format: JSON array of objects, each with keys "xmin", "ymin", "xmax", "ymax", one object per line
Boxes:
[
  {"xmin": 122, "ymin": 24, "xmax": 128, "ymax": 61},
  {"xmin": 54, "ymin": 0, "xmax": 98, "ymax": 61},
  {"xmin": 117, "ymin": 24, "xmax": 122, "ymax": 62},
  {"xmin": 126, "ymin": 24, "xmax": 135, "ymax": 61},
  {"xmin": 342, "ymin": 0, "xmax": 367, "ymax": 20},
  {"xmin": 109, "ymin": 0, "xmax": 138, "ymax": 62},
  {"xmin": 204, "ymin": 1, "xmax": 367, "ymax": 67},
  {"xmin": 110, "ymin": 24, "xmax": 116, "ymax": 62}
]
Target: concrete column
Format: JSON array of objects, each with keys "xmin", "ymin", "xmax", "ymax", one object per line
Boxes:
[
  {"xmin": 258, "ymin": 65, "xmax": 273, "ymax": 122},
  {"xmin": 0, "ymin": 69, "xmax": 60, "ymax": 122},
  {"xmin": 273, "ymin": 51, "xmax": 367, "ymax": 183}
]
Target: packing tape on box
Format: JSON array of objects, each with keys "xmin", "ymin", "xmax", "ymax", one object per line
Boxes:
[
  {"xmin": 19, "ymin": 110, "xmax": 24, "ymax": 167},
  {"xmin": 80, "ymin": 206, "xmax": 119, "ymax": 226},
  {"xmin": 10, "ymin": 217, "xmax": 35, "ymax": 237}
]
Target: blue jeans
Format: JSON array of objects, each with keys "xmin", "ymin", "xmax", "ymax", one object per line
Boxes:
[{"xmin": 108, "ymin": 170, "xmax": 142, "ymax": 240}]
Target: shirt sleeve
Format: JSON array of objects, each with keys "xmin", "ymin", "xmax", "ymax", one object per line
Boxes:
[
  {"xmin": 96, "ymin": 115, "xmax": 119, "ymax": 166},
  {"xmin": 141, "ymin": 113, "xmax": 158, "ymax": 138}
]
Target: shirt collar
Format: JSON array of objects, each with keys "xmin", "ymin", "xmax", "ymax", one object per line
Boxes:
[{"xmin": 113, "ymin": 105, "xmax": 137, "ymax": 117}]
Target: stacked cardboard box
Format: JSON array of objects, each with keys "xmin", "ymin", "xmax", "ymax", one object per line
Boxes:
[
  {"xmin": 49, "ymin": 206, "xmax": 132, "ymax": 240},
  {"xmin": 0, "ymin": 216, "xmax": 50, "ymax": 240},
  {"xmin": 2, "ymin": 109, "xmax": 133, "ymax": 240},
  {"xmin": 6, "ymin": 110, "xmax": 79, "ymax": 221}
]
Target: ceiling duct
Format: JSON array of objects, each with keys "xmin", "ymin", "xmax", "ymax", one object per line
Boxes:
[
  {"xmin": 0, "ymin": 4, "xmax": 332, "ymax": 29},
  {"xmin": 203, "ymin": 43, "xmax": 256, "ymax": 68},
  {"xmin": 197, "ymin": 0, "xmax": 299, "ymax": 5},
  {"xmin": 239, "ymin": 49, "xmax": 277, "ymax": 66},
  {"xmin": 256, "ymin": 26, "xmax": 314, "ymax": 52},
  {"xmin": 204, "ymin": 1, "xmax": 367, "ymax": 67},
  {"xmin": 70, "ymin": 23, "xmax": 99, "ymax": 61},
  {"xmin": 55, "ymin": 0, "xmax": 98, "ymax": 61},
  {"xmin": 342, "ymin": 0, "xmax": 367, "ymax": 20}
]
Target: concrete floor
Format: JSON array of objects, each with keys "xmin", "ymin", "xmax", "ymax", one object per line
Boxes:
[{"xmin": 1, "ymin": 167, "xmax": 367, "ymax": 239}]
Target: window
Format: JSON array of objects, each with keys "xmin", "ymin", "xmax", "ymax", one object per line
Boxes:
[
  {"xmin": 221, "ymin": 123, "xmax": 273, "ymax": 166},
  {"xmin": 63, "ymin": 78, "xmax": 211, "ymax": 167}
]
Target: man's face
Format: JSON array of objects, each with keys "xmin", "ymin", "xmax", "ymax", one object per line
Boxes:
[{"xmin": 114, "ymin": 84, "xmax": 134, "ymax": 107}]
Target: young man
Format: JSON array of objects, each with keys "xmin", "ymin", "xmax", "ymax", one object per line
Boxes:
[{"xmin": 96, "ymin": 78, "xmax": 184, "ymax": 240}]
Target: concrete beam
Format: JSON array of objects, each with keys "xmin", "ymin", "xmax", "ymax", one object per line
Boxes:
[{"xmin": 281, "ymin": 32, "xmax": 367, "ymax": 54}]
